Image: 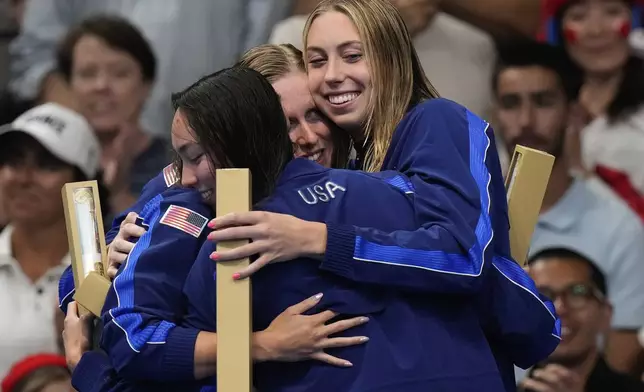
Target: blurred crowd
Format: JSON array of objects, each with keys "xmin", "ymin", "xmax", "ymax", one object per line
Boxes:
[{"xmin": 0, "ymin": 0, "xmax": 644, "ymax": 391}]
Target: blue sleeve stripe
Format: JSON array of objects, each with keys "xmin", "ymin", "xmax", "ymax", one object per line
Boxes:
[
  {"xmin": 352, "ymin": 110, "xmax": 494, "ymax": 276},
  {"xmin": 384, "ymin": 174, "xmax": 415, "ymax": 194},
  {"xmin": 108, "ymin": 194, "xmax": 177, "ymax": 353},
  {"xmin": 58, "ymin": 267, "xmax": 75, "ymax": 307},
  {"xmin": 492, "ymin": 256, "xmax": 561, "ymax": 340}
]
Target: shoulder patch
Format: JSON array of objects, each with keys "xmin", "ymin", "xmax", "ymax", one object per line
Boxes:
[
  {"xmin": 159, "ymin": 205, "xmax": 208, "ymax": 238},
  {"xmin": 163, "ymin": 164, "xmax": 179, "ymax": 187}
]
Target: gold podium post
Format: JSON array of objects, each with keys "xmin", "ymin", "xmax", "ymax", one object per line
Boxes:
[
  {"xmin": 216, "ymin": 169, "xmax": 253, "ymax": 392},
  {"xmin": 505, "ymin": 145, "xmax": 555, "ymax": 266},
  {"xmin": 62, "ymin": 181, "xmax": 111, "ymax": 316}
]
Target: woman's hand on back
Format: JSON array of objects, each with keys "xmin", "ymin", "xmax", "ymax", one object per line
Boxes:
[{"xmin": 254, "ymin": 293, "xmax": 369, "ymax": 367}]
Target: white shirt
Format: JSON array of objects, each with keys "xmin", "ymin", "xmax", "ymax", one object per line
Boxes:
[
  {"xmin": 582, "ymin": 105, "xmax": 644, "ymax": 195},
  {"xmin": 0, "ymin": 225, "xmax": 69, "ymax": 378}
]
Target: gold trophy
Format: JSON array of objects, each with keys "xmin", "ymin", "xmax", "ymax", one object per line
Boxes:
[{"xmin": 62, "ymin": 181, "xmax": 111, "ymax": 316}]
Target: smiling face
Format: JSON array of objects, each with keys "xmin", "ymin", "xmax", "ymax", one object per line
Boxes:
[
  {"xmin": 530, "ymin": 257, "xmax": 611, "ymax": 366},
  {"xmin": 0, "ymin": 134, "xmax": 76, "ymax": 226},
  {"xmin": 70, "ymin": 34, "xmax": 151, "ymax": 134},
  {"xmin": 272, "ymin": 70, "xmax": 334, "ymax": 168},
  {"xmin": 306, "ymin": 11, "xmax": 372, "ymax": 136},
  {"xmin": 561, "ymin": 0, "xmax": 632, "ymax": 75},
  {"xmin": 171, "ymin": 109, "xmax": 217, "ymax": 206}
]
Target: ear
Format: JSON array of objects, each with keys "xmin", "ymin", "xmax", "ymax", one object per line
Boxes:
[
  {"xmin": 599, "ymin": 302, "xmax": 613, "ymax": 333},
  {"xmin": 140, "ymin": 80, "xmax": 153, "ymax": 103}
]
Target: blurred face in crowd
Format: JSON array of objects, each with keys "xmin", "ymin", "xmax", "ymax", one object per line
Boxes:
[
  {"xmin": 172, "ymin": 109, "xmax": 217, "ymax": 207},
  {"xmin": 530, "ymin": 256, "xmax": 611, "ymax": 366},
  {"xmin": 273, "ymin": 70, "xmax": 334, "ymax": 168},
  {"xmin": 562, "ymin": 0, "xmax": 632, "ymax": 75},
  {"xmin": 70, "ymin": 34, "xmax": 151, "ymax": 134},
  {"xmin": 306, "ymin": 11, "xmax": 372, "ymax": 134},
  {"xmin": 494, "ymin": 65, "xmax": 569, "ymax": 158},
  {"xmin": 0, "ymin": 134, "xmax": 75, "ymax": 227}
]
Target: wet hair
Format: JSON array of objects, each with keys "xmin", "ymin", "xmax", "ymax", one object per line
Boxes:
[
  {"xmin": 171, "ymin": 66, "xmax": 292, "ymax": 203},
  {"xmin": 57, "ymin": 14, "xmax": 156, "ymax": 82},
  {"xmin": 528, "ymin": 247, "xmax": 607, "ymax": 295}
]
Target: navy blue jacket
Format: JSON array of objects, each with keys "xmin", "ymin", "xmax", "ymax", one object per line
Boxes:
[
  {"xmin": 105, "ymin": 164, "xmax": 178, "ymax": 244},
  {"xmin": 324, "ymin": 100, "xmax": 559, "ymax": 382},
  {"xmin": 183, "ymin": 158, "xmax": 506, "ymax": 392}
]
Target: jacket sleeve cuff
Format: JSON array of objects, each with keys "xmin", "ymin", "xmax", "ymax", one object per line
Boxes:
[
  {"xmin": 319, "ymin": 223, "xmax": 356, "ymax": 280},
  {"xmin": 72, "ymin": 351, "xmax": 114, "ymax": 392},
  {"xmin": 161, "ymin": 326, "xmax": 200, "ymax": 379}
]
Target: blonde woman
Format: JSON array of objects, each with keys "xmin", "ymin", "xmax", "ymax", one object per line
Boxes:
[{"xmin": 208, "ymin": 0, "xmax": 560, "ymax": 389}]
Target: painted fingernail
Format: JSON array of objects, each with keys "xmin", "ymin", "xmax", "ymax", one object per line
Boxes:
[
  {"xmin": 208, "ymin": 220, "xmax": 216, "ymax": 228},
  {"xmin": 359, "ymin": 337, "xmax": 369, "ymax": 342},
  {"xmin": 313, "ymin": 293, "xmax": 324, "ymax": 300},
  {"xmin": 232, "ymin": 273, "xmax": 241, "ymax": 280},
  {"xmin": 359, "ymin": 317, "xmax": 369, "ymax": 323},
  {"xmin": 210, "ymin": 252, "xmax": 219, "ymax": 260}
]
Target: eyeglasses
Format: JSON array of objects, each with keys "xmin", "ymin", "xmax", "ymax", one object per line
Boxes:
[{"xmin": 539, "ymin": 283, "xmax": 605, "ymax": 309}]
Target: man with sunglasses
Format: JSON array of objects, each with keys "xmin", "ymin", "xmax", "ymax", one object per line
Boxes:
[{"xmin": 519, "ymin": 247, "xmax": 643, "ymax": 392}]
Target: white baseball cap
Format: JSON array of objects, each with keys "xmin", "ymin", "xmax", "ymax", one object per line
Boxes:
[{"xmin": 0, "ymin": 103, "xmax": 101, "ymax": 178}]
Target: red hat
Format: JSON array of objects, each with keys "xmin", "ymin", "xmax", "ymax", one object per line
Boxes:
[{"xmin": 1, "ymin": 354, "xmax": 68, "ymax": 392}]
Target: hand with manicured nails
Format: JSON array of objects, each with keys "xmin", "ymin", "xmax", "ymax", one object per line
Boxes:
[{"xmin": 256, "ymin": 293, "xmax": 369, "ymax": 367}]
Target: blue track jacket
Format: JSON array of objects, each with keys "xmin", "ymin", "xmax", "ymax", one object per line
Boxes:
[
  {"xmin": 64, "ymin": 187, "xmax": 211, "ymax": 392},
  {"xmin": 325, "ymin": 99, "xmax": 560, "ymax": 378},
  {"xmin": 105, "ymin": 164, "xmax": 178, "ymax": 244},
  {"xmin": 182, "ymin": 158, "xmax": 506, "ymax": 392}
]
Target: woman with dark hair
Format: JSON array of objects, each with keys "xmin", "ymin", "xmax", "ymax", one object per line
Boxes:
[
  {"xmin": 170, "ymin": 66, "xmax": 504, "ymax": 391},
  {"xmin": 57, "ymin": 15, "xmax": 170, "ymax": 215},
  {"xmin": 546, "ymin": 0, "xmax": 644, "ymax": 208}
]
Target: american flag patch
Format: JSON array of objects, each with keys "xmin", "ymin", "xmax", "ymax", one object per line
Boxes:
[
  {"xmin": 159, "ymin": 205, "xmax": 208, "ymax": 238},
  {"xmin": 163, "ymin": 164, "xmax": 179, "ymax": 187}
]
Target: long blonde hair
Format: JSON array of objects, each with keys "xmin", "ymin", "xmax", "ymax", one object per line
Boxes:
[
  {"xmin": 237, "ymin": 43, "xmax": 352, "ymax": 169},
  {"xmin": 303, "ymin": 0, "xmax": 440, "ymax": 172}
]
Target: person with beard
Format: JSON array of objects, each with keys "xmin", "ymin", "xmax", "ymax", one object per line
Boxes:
[
  {"xmin": 493, "ymin": 41, "xmax": 644, "ymax": 376},
  {"xmin": 520, "ymin": 247, "xmax": 644, "ymax": 392}
]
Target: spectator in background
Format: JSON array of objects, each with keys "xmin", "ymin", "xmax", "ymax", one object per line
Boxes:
[
  {"xmin": 56, "ymin": 15, "xmax": 170, "ymax": 215},
  {"xmin": 8, "ymin": 0, "xmax": 291, "ymax": 140},
  {"xmin": 0, "ymin": 103, "xmax": 100, "ymax": 378},
  {"xmin": 492, "ymin": 41, "xmax": 644, "ymax": 375},
  {"xmin": 0, "ymin": 0, "xmax": 32, "ymax": 231},
  {"xmin": 520, "ymin": 248, "xmax": 643, "ymax": 392},
  {"xmin": 546, "ymin": 0, "xmax": 644, "ymax": 206},
  {"xmin": 7, "ymin": 0, "xmax": 26, "ymax": 28},
  {"xmin": 1, "ymin": 354, "xmax": 72, "ymax": 392},
  {"xmin": 0, "ymin": 94, "xmax": 34, "ymax": 233}
]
